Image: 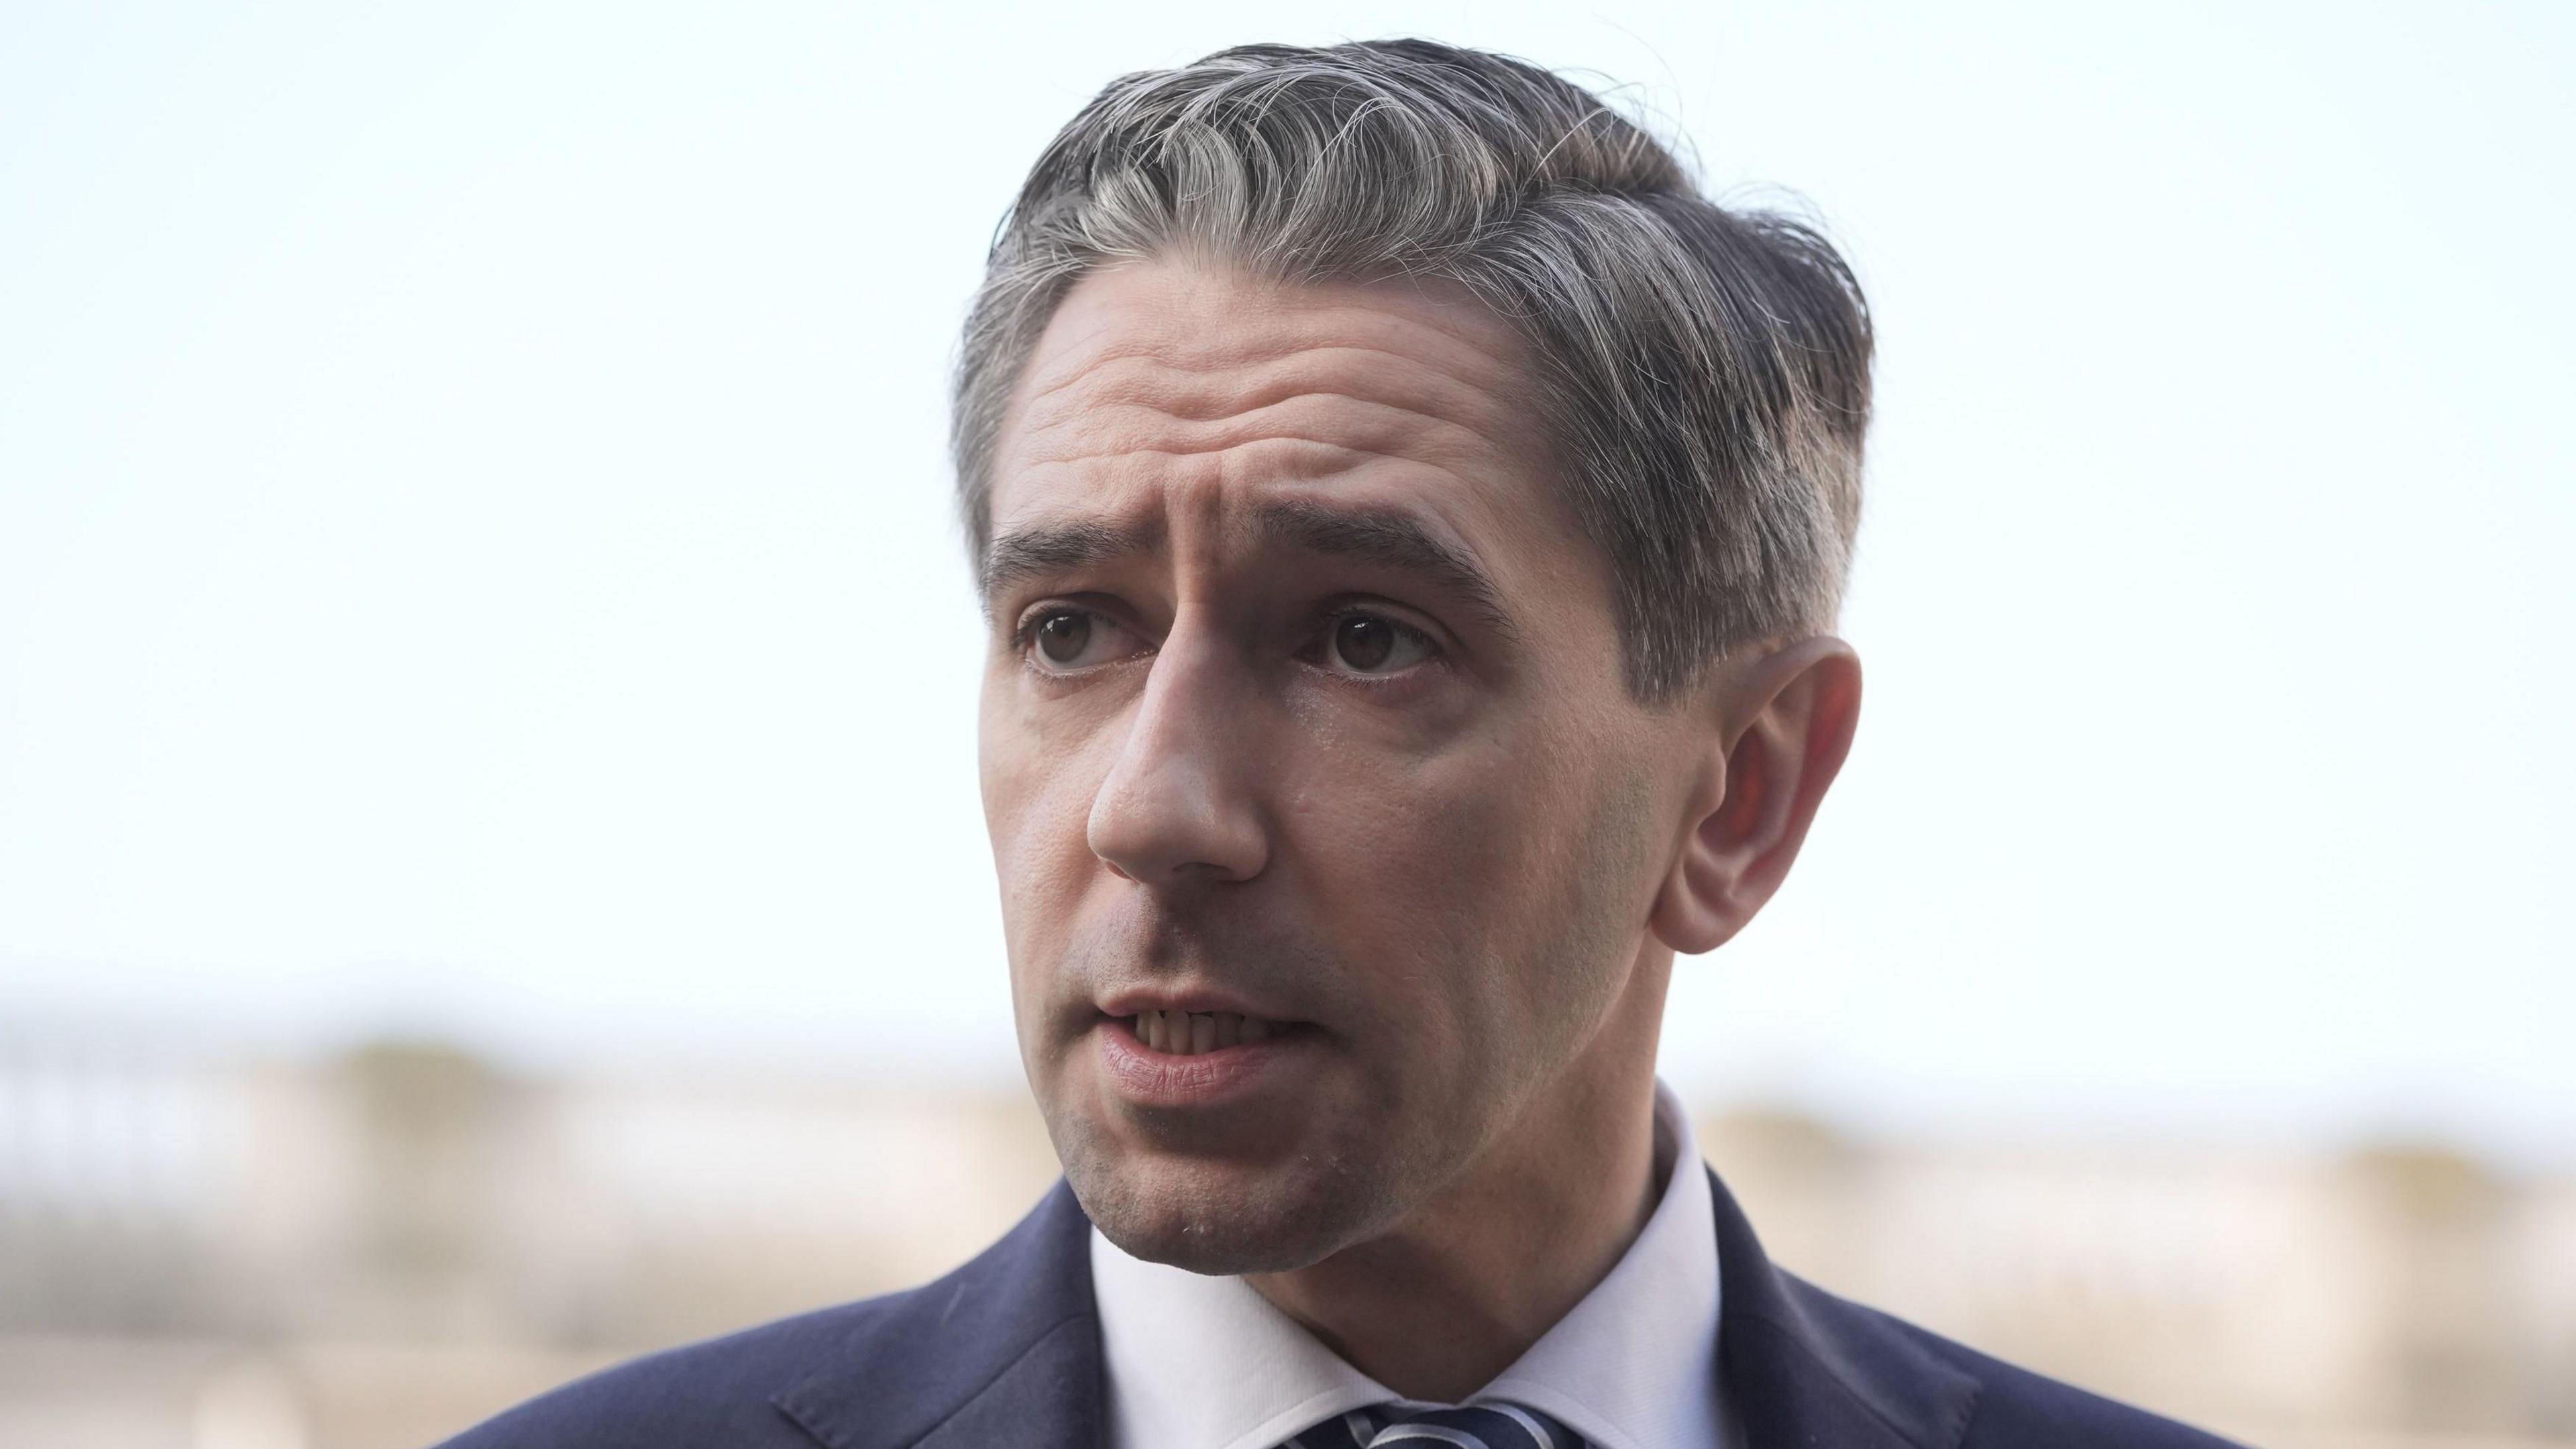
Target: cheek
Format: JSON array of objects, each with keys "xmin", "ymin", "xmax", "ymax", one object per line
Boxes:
[
  {"xmin": 1282, "ymin": 725, "xmax": 1595, "ymax": 1002},
  {"xmin": 979, "ymin": 688, "xmax": 1110, "ymax": 953}
]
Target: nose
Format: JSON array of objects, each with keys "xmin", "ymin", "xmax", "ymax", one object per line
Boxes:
[{"xmin": 1085, "ymin": 624, "xmax": 1271, "ymax": 885}]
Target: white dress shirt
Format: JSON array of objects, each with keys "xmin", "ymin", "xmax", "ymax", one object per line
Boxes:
[{"xmin": 1089, "ymin": 1080, "xmax": 1737, "ymax": 1449}]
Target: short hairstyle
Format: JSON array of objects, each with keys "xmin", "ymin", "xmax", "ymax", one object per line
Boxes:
[{"xmin": 953, "ymin": 38, "xmax": 1873, "ymax": 700}]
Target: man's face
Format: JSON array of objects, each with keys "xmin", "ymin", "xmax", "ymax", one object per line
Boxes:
[{"xmin": 978, "ymin": 259, "xmax": 1690, "ymax": 1273}]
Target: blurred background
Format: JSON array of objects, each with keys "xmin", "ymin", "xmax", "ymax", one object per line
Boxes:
[{"xmin": 2, "ymin": 1, "xmax": 2569, "ymax": 1446}]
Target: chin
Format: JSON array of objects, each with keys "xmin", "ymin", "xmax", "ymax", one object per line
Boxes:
[
  {"xmin": 1079, "ymin": 1164, "xmax": 1389, "ymax": 1275},
  {"xmin": 1053, "ymin": 1120, "xmax": 1405, "ymax": 1275}
]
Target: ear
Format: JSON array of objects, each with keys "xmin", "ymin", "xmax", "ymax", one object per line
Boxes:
[{"xmin": 1649, "ymin": 637, "xmax": 1864, "ymax": 955}]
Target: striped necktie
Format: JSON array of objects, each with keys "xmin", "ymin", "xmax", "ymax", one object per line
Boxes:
[{"xmin": 1286, "ymin": 1402, "xmax": 1584, "ymax": 1449}]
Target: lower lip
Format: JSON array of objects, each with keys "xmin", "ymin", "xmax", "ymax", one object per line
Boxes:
[{"xmin": 1093, "ymin": 1016, "xmax": 1304, "ymax": 1108}]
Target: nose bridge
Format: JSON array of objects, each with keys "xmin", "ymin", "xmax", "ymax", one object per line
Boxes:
[{"xmin": 1087, "ymin": 613, "xmax": 1269, "ymax": 884}]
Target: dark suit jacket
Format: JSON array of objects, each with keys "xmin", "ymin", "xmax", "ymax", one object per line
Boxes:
[{"xmin": 442, "ymin": 1169, "xmax": 2245, "ymax": 1448}]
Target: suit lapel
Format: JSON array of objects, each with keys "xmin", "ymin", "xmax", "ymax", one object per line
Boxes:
[
  {"xmin": 1709, "ymin": 1167, "xmax": 1982, "ymax": 1449},
  {"xmin": 773, "ymin": 1167, "xmax": 1982, "ymax": 1449},
  {"xmin": 773, "ymin": 1179, "xmax": 1104, "ymax": 1449}
]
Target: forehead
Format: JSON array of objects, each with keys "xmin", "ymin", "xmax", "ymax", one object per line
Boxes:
[{"xmin": 987, "ymin": 259, "xmax": 1568, "ymax": 557}]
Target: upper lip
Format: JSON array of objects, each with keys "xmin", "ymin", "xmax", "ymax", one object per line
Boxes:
[{"xmin": 1097, "ymin": 985, "xmax": 1298, "ymax": 1022}]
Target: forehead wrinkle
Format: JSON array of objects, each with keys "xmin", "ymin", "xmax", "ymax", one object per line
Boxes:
[
  {"xmin": 1020, "ymin": 344, "xmax": 1520, "ymax": 435},
  {"xmin": 1018, "ymin": 315, "xmax": 1528, "ymax": 411},
  {"xmin": 1009, "ymin": 391, "xmax": 1512, "ymax": 482},
  {"xmin": 1010, "ymin": 436, "xmax": 1517, "ymax": 517},
  {"xmin": 1008, "ymin": 274, "xmax": 1540, "ymax": 447},
  {"xmin": 1011, "ymin": 437, "xmax": 1389, "ymax": 495},
  {"xmin": 987, "ymin": 262, "xmax": 1585, "ymax": 616},
  {"xmin": 994, "ymin": 263, "xmax": 1559, "ymax": 519},
  {"xmin": 1008, "ymin": 323, "xmax": 1541, "ymax": 479}
]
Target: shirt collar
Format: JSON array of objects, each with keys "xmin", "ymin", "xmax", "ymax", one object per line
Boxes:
[{"xmin": 1088, "ymin": 1081, "xmax": 1725, "ymax": 1449}]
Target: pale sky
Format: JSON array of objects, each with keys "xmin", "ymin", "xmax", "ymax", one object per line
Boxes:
[{"xmin": 3, "ymin": 2, "xmax": 2569, "ymax": 1166}]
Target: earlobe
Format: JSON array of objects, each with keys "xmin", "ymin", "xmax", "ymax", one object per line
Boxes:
[{"xmin": 1648, "ymin": 637, "xmax": 1863, "ymax": 956}]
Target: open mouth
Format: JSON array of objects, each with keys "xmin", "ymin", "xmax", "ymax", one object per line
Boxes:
[{"xmin": 1128, "ymin": 1010, "xmax": 1287, "ymax": 1055}]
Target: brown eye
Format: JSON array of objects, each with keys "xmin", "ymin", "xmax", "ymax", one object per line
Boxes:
[
  {"xmin": 1023, "ymin": 606, "xmax": 1140, "ymax": 674},
  {"xmin": 1334, "ymin": 616, "xmax": 1393, "ymax": 671},
  {"xmin": 1326, "ymin": 612, "xmax": 1432, "ymax": 676},
  {"xmin": 1034, "ymin": 610, "xmax": 1093, "ymax": 665}
]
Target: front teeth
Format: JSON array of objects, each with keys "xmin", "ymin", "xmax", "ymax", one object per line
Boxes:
[{"xmin": 1133, "ymin": 1010, "xmax": 1274, "ymax": 1054}]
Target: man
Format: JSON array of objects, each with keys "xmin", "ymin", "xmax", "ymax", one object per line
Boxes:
[{"xmin": 448, "ymin": 38, "xmax": 2239, "ymax": 1449}]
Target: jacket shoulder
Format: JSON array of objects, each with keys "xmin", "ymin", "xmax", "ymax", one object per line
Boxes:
[
  {"xmin": 435, "ymin": 1181, "xmax": 1099, "ymax": 1449},
  {"xmin": 1942, "ymin": 1338, "xmax": 2247, "ymax": 1449},
  {"xmin": 433, "ymin": 1289, "xmax": 920, "ymax": 1449},
  {"xmin": 1773, "ymin": 1272, "xmax": 2249, "ymax": 1449}
]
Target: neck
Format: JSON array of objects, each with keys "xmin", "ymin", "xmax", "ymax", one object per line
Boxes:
[{"xmin": 1244, "ymin": 962, "xmax": 1671, "ymax": 1402}]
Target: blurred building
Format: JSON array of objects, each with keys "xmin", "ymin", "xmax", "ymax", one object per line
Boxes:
[{"xmin": 1, "ymin": 1032, "xmax": 2569, "ymax": 1448}]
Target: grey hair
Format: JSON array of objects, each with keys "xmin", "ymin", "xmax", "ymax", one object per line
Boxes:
[{"xmin": 952, "ymin": 38, "xmax": 1872, "ymax": 700}]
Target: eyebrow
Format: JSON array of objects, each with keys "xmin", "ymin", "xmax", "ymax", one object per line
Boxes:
[
  {"xmin": 979, "ymin": 517, "xmax": 1162, "ymax": 607},
  {"xmin": 1249, "ymin": 498, "xmax": 1520, "ymax": 643},
  {"xmin": 979, "ymin": 499, "xmax": 1519, "ymax": 643}
]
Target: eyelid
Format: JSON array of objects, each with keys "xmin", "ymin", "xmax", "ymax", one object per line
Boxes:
[
  {"xmin": 1316, "ymin": 600, "xmax": 1450, "ymax": 655},
  {"xmin": 1011, "ymin": 596, "xmax": 1130, "ymax": 642},
  {"xmin": 1012, "ymin": 598, "xmax": 1154, "ymax": 676},
  {"xmin": 1308, "ymin": 602, "xmax": 1449, "ymax": 681},
  {"xmin": 1009, "ymin": 600, "xmax": 1067, "ymax": 645}
]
